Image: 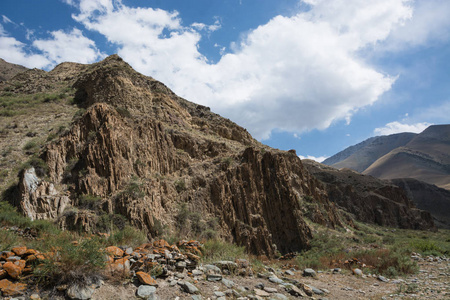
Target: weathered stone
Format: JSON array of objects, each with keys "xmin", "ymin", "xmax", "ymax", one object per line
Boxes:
[
  {"xmin": 136, "ymin": 271, "xmax": 158, "ymax": 286},
  {"xmin": 180, "ymin": 281, "xmax": 199, "ymax": 294},
  {"xmin": 30, "ymin": 293, "xmax": 41, "ymax": 300},
  {"xmin": 191, "ymin": 295, "xmax": 202, "ymax": 300},
  {"xmin": 136, "ymin": 285, "xmax": 156, "ymax": 299},
  {"xmin": 263, "ymin": 287, "xmax": 277, "ymax": 293},
  {"xmin": 3, "ymin": 262, "xmax": 22, "ymax": 279},
  {"xmin": 203, "ymin": 264, "xmax": 222, "ymax": 274},
  {"xmin": 284, "ymin": 270, "xmax": 294, "ymax": 276},
  {"xmin": 303, "ymin": 268, "xmax": 317, "ymax": 278},
  {"xmin": 352, "ymin": 268, "xmax": 363, "ymax": 276},
  {"xmin": 176, "ymin": 261, "xmax": 186, "ymax": 269},
  {"xmin": 222, "ymin": 278, "xmax": 235, "ymax": 288},
  {"xmin": 0, "ymin": 279, "xmax": 27, "ymax": 297},
  {"xmin": 268, "ymin": 276, "xmax": 283, "ymax": 284},
  {"xmin": 272, "ymin": 293, "xmax": 288, "ymax": 300},
  {"xmin": 67, "ymin": 285, "xmax": 94, "ymax": 300},
  {"xmin": 11, "ymin": 247, "xmax": 27, "ymax": 256},
  {"xmin": 214, "ymin": 291, "xmax": 226, "ymax": 297},
  {"xmin": 377, "ymin": 275, "xmax": 389, "ymax": 282},
  {"xmin": 206, "ymin": 274, "xmax": 222, "ymax": 281},
  {"xmin": 308, "ymin": 285, "xmax": 324, "ymax": 295},
  {"xmin": 192, "ymin": 269, "xmax": 203, "ymax": 276},
  {"xmin": 6, "ymin": 256, "xmax": 21, "ymax": 262},
  {"xmin": 105, "ymin": 246, "xmax": 124, "ymax": 257},
  {"xmin": 0, "ymin": 269, "xmax": 7, "ymax": 279},
  {"xmin": 254, "ymin": 288, "xmax": 270, "ymax": 297},
  {"xmin": 285, "ymin": 285, "xmax": 306, "ymax": 297},
  {"xmin": 302, "ymin": 284, "xmax": 313, "ymax": 296}
]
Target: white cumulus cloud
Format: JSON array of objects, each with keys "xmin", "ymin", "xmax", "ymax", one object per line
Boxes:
[
  {"xmin": 33, "ymin": 28, "xmax": 105, "ymax": 64},
  {"xmin": 69, "ymin": 0, "xmax": 414, "ymax": 140},
  {"xmin": 374, "ymin": 121, "xmax": 432, "ymax": 135}
]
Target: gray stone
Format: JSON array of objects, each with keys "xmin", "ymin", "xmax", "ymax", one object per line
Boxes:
[
  {"xmin": 254, "ymin": 288, "xmax": 271, "ymax": 297},
  {"xmin": 222, "ymin": 278, "xmax": 235, "ymax": 288},
  {"xmin": 176, "ymin": 261, "xmax": 187, "ymax": 269},
  {"xmin": 284, "ymin": 270, "xmax": 294, "ymax": 276},
  {"xmin": 67, "ymin": 285, "xmax": 94, "ymax": 300},
  {"xmin": 180, "ymin": 282, "xmax": 199, "ymax": 294},
  {"xmin": 125, "ymin": 247, "xmax": 133, "ymax": 255},
  {"xmin": 271, "ymin": 293, "xmax": 288, "ymax": 300},
  {"xmin": 137, "ymin": 285, "xmax": 157, "ymax": 299},
  {"xmin": 264, "ymin": 287, "xmax": 277, "ymax": 293},
  {"xmin": 303, "ymin": 268, "xmax": 317, "ymax": 278},
  {"xmin": 191, "ymin": 296, "xmax": 202, "ymax": 300},
  {"xmin": 203, "ymin": 264, "xmax": 222, "ymax": 274},
  {"xmin": 255, "ymin": 282, "xmax": 265, "ymax": 289},
  {"xmin": 268, "ymin": 276, "xmax": 283, "ymax": 284},
  {"xmin": 308, "ymin": 285, "xmax": 324, "ymax": 295},
  {"xmin": 192, "ymin": 269, "xmax": 203, "ymax": 276},
  {"xmin": 207, "ymin": 274, "xmax": 223, "ymax": 281},
  {"xmin": 352, "ymin": 268, "xmax": 363, "ymax": 276},
  {"xmin": 214, "ymin": 291, "xmax": 226, "ymax": 297},
  {"xmin": 377, "ymin": 275, "xmax": 389, "ymax": 282},
  {"xmin": 285, "ymin": 285, "xmax": 306, "ymax": 297}
]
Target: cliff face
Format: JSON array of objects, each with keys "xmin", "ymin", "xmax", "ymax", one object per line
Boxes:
[
  {"xmin": 391, "ymin": 178, "xmax": 450, "ymax": 229},
  {"xmin": 14, "ymin": 55, "xmax": 341, "ymax": 256},
  {"xmin": 303, "ymin": 160, "xmax": 435, "ymax": 230}
]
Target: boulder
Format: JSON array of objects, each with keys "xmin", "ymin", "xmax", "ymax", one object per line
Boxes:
[
  {"xmin": 67, "ymin": 285, "xmax": 94, "ymax": 300},
  {"xmin": 3, "ymin": 262, "xmax": 22, "ymax": 279},
  {"xmin": 136, "ymin": 271, "xmax": 158, "ymax": 286},
  {"xmin": 0, "ymin": 279, "xmax": 27, "ymax": 297},
  {"xmin": 136, "ymin": 285, "xmax": 156, "ymax": 299}
]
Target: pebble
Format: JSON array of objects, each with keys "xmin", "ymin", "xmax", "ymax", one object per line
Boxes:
[
  {"xmin": 179, "ymin": 281, "xmax": 199, "ymax": 294},
  {"xmin": 264, "ymin": 287, "xmax": 277, "ymax": 293},
  {"xmin": 222, "ymin": 278, "xmax": 235, "ymax": 288},
  {"xmin": 268, "ymin": 276, "xmax": 283, "ymax": 284},
  {"xmin": 303, "ymin": 268, "xmax": 317, "ymax": 278},
  {"xmin": 284, "ymin": 270, "xmax": 294, "ymax": 276}
]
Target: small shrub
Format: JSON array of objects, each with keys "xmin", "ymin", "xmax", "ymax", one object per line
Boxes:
[
  {"xmin": 121, "ymin": 176, "xmax": 145, "ymax": 199},
  {"xmin": 222, "ymin": 157, "xmax": 233, "ymax": 167},
  {"xmin": 78, "ymin": 194, "xmax": 102, "ymax": 210},
  {"xmin": 174, "ymin": 179, "xmax": 186, "ymax": 193},
  {"xmin": 202, "ymin": 239, "xmax": 246, "ymax": 263},
  {"xmin": 410, "ymin": 240, "xmax": 444, "ymax": 256},
  {"xmin": 34, "ymin": 235, "xmax": 106, "ymax": 287},
  {"xmin": 23, "ymin": 139, "xmax": 39, "ymax": 151},
  {"xmin": 116, "ymin": 107, "xmax": 132, "ymax": 118},
  {"xmin": 107, "ymin": 225, "xmax": 147, "ymax": 247}
]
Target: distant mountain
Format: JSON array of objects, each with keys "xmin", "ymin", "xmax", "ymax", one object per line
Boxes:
[
  {"xmin": 391, "ymin": 178, "xmax": 450, "ymax": 229},
  {"xmin": 324, "ymin": 125, "xmax": 450, "ymax": 190},
  {"xmin": 323, "ymin": 133, "xmax": 416, "ymax": 172},
  {"xmin": 0, "ymin": 58, "xmax": 28, "ymax": 82}
]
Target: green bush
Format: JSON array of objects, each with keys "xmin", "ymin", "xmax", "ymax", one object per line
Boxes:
[
  {"xmin": 174, "ymin": 179, "xmax": 186, "ymax": 193},
  {"xmin": 107, "ymin": 225, "xmax": 147, "ymax": 247},
  {"xmin": 410, "ymin": 240, "xmax": 444, "ymax": 256},
  {"xmin": 202, "ymin": 239, "xmax": 246, "ymax": 263},
  {"xmin": 34, "ymin": 235, "xmax": 106, "ymax": 286}
]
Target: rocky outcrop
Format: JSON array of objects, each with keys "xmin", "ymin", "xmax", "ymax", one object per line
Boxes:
[
  {"xmin": 9, "ymin": 55, "xmax": 341, "ymax": 256},
  {"xmin": 303, "ymin": 160, "xmax": 435, "ymax": 230},
  {"xmin": 391, "ymin": 178, "xmax": 450, "ymax": 229},
  {"xmin": 17, "ymin": 168, "xmax": 69, "ymax": 221},
  {"xmin": 8, "ymin": 54, "xmax": 434, "ymax": 256}
]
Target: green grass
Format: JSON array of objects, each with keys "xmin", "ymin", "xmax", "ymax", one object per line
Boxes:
[{"xmin": 201, "ymin": 239, "xmax": 247, "ymax": 263}]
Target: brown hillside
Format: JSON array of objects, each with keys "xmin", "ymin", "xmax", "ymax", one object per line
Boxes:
[
  {"xmin": 303, "ymin": 159, "xmax": 435, "ymax": 230},
  {"xmin": 0, "ymin": 58, "xmax": 28, "ymax": 82},
  {"xmin": 1, "ymin": 55, "xmax": 343, "ymax": 256}
]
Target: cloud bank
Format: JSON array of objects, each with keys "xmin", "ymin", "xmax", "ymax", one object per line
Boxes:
[{"xmin": 1, "ymin": 0, "xmax": 447, "ymax": 141}]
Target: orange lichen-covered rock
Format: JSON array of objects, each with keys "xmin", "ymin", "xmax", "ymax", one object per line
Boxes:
[
  {"xmin": 14, "ymin": 260, "xmax": 26, "ymax": 271},
  {"xmin": 3, "ymin": 262, "xmax": 22, "ymax": 279},
  {"xmin": 11, "ymin": 247, "xmax": 27, "ymax": 256},
  {"xmin": 24, "ymin": 249, "xmax": 38, "ymax": 256},
  {"xmin": 0, "ymin": 252, "xmax": 14, "ymax": 261},
  {"xmin": 108, "ymin": 258, "xmax": 130, "ymax": 273},
  {"xmin": 105, "ymin": 246, "xmax": 124, "ymax": 257},
  {"xmin": 0, "ymin": 279, "xmax": 27, "ymax": 297},
  {"xmin": 136, "ymin": 271, "xmax": 158, "ymax": 286},
  {"xmin": 186, "ymin": 253, "xmax": 200, "ymax": 262},
  {"xmin": 153, "ymin": 240, "xmax": 170, "ymax": 248},
  {"xmin": 0, "ymin": 269, "xmax": 6, "ymax": 279}
]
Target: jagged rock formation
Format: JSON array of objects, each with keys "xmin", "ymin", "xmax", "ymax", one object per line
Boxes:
[
  {"xmin": 303, "ymin": 160, "xmax": 435, "ymax": 230},
  {"xmin": 391, "ymin": 178, "xmax": 450, "ymax": 229},
  {"xmin": 11, "ymin": 55, "xmax": 342, "ymax": 256}
]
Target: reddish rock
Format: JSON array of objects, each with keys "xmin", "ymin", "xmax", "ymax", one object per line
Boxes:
[
  {"xmin": 0, "ymin": 279, "xmax": 27, "ymax": 297},
  {"xmin": 186, "ymin": 253, "xmax": 200, "ymax": 262},
  {"xmin": 3, "ymin": 262, "xmax": 22, "ymax": 279},
  {"xmin": 136, "ymin": 271, "xmax": 157, "ymax": 286},
  {"xmin": 153, "ymin": 240, "xmax": 169, "ymax": 248},
  {"xmin": 11, "ymin": 247, "xmax": 27, "ymax": 256},
  {"xmin": 24, "ymin": 249, "xmax": 38, "ymax": 256},
  {"xmin": 105, "ymin": 246, "xmax": 124, "ymax": 257},
  {"xmin": 0, "ymin": 252, "xmax": 14, "ymax": 261},
  {"xmin": 14, "ymin": 260, "xmax": 26, "ymax": 271},
  {"xmin": 25, "ymin": 255, "xmax": 37, "ymax": 263},
  {"xmin": 108, "ymin": 258, "xmax": 130, "ymax": 273}
]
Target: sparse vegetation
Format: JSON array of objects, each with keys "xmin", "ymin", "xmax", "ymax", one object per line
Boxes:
[
  {"xmin": 174, "ymin": 179, "xmax": 186, "ymax": 193},
  {"xmin": 202, "ymin": 239, "xmax": 246, "ymax": 263}
]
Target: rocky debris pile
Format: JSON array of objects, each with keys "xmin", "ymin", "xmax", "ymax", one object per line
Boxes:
[{"xmin": 0, "ymin": 246, "xmax": 44, "ymax": 297}]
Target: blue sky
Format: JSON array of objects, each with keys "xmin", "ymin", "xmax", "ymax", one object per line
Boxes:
[{"xmin": 1, "ymin": 0, "xmax": 449, "ymax": 161}]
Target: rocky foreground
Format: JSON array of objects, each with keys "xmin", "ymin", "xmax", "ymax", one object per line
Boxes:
[{"xmin": 0, "ymin": 238, "xmax": 449, "ymax": 300}]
